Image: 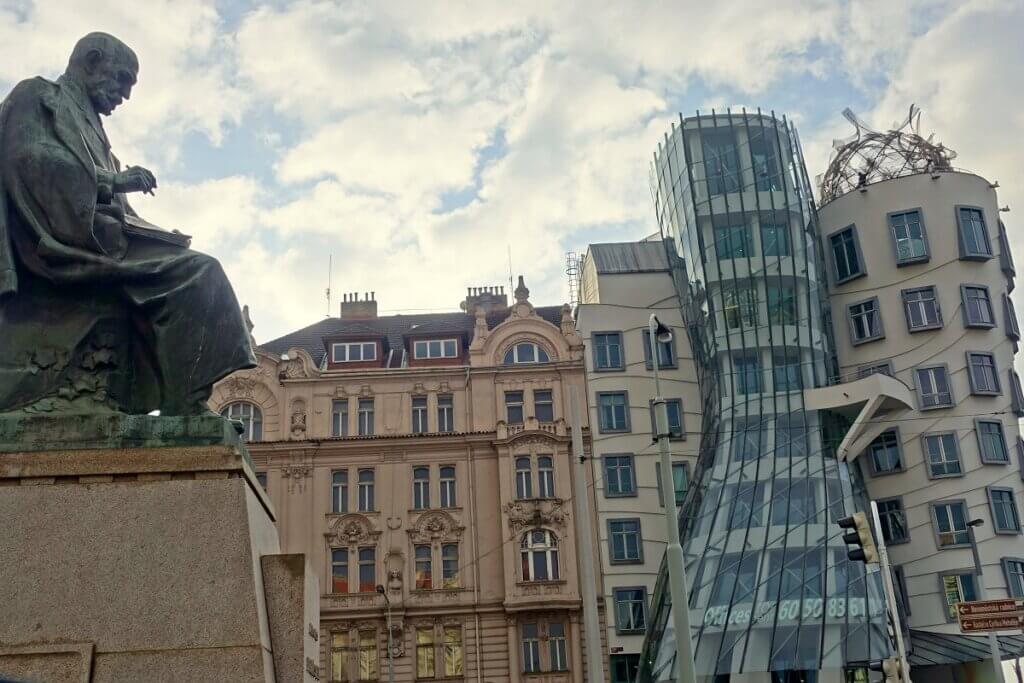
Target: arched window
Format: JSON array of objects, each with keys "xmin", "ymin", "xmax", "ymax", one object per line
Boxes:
[
  {"xmin": 221, "ymin": 401, "xmax": 262, "ymax": 441},
  {"xmin": 521, "ymin": 529, "xmax": 559, "ymax": 581},
  {"xmin": 515, "ymin": 457, "xmax": 533, "ymax": 499},
  {"xmin": 503, "ymin": 342, "xmax": 550, "ymax": 365},
  {"xmin": 537, "ymin": 456, "xmax": 554, "ymax": 498}
]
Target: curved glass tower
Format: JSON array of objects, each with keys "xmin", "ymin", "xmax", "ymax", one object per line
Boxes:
[{"xmin": 639, "ymin": 110, "xmax": 890, "ymax": 680}]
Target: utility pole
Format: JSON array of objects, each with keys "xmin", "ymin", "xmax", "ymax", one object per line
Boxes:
[
  {"xmin": 569, "ymin": 387, "xmax": 606, "ymax": 683},
  {"xmin": 968, "ymin": 519, "xmax": 1006, "ymax": 683},
  {"xmin": 869, "ymin": 501, "xmax": 912, "ymax": 683}
]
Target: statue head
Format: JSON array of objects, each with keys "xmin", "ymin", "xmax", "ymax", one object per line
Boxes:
[{"xmin": 65, "ymin": 32, "xmax": 139, "ymax": 116}]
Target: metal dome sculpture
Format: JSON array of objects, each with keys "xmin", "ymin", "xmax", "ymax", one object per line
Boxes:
[{"xmin": 818, "ymin": 105, "xmax": 957, "ymax": 203}]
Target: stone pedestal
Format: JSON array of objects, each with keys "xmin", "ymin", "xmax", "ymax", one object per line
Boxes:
[{"xmin": 0, "ymin": 415, "xmax": 319, "ymax": 682}]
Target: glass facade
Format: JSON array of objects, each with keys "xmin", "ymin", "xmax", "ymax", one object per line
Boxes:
[{"xmin": 640, "ymin": 111, "xmax": 889, "ymax": 680}]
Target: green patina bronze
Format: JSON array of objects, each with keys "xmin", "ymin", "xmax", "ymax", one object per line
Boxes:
[{"xmin": 0, "ymin": 32, "xmax": 256, "ymax": 418}]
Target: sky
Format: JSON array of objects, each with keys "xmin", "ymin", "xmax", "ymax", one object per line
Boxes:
[{"xmin": 1, "ymin": 0, "xmax": 1022, "ymax": 343}]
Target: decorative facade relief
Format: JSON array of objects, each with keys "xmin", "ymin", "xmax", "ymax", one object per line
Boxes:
[
  {"xmin": 503, "ymin": 498, "xmax": 568, "ymax": 533},
  {"xmin": 290, "ymin": 398, "xmax": 307, "ymax": 438},
  {"xmin": 407, "ymin": 510, "xmax": 464, "ymax": 544},
  {"xmin": 326, "ymin": 514, "xmax": 381, "ymax": 546}
]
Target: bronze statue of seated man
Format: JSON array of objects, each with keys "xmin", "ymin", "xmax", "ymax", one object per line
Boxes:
[{"xmin": 0, "ymin": 32, "xmax": 256, "ymax": 416}]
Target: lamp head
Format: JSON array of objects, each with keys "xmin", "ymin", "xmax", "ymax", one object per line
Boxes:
[
  {"xmin": 375, "ymin": 584, "xmax": 386, "ymax": 594},
  {"xmin": 968, "ymin": 518, "xmax": 985, "ymax": 528},
  {"xmin": 650, "ymin": 315, "xmax": 673, "ymax": 344}
]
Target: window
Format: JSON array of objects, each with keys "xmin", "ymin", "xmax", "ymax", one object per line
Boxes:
[
  {"xmin": 614, "ymin": 587, "xmax": 647, "ymax": 634},
  {"xmin": 889, "ymin": 209, "xmax": 929, "ymax": 264},
  {"xmin": 966, "ymin": 353, "xmax": 1001, "ymax": 397},
  {"xmin": 962, "ymin": 285, "xmax": 996, "ymax": 328},
  {"xmin": 358, "ymin": 469, "xmax": 375, "ymax": 511},
  {"xmin": 902, "ymin": 287, "xmax": 942, "ymax": 331},
  {"xmin": 978, "ymin": 420, "xmax": 1009, "ymax": 463},
  {"xmin": 933, "ymin": 501, "xmax": 970, "ymax": 547},
  {"xmin": 608, "ymin": 519, "xmax": 643, "ymax": 564},
  {"xmin": 331, "ymin": 548, "xmax": 349, "ymax": 593},
  {"xmin": 604, "ymin": 455, "xmax": 636, "ymax": 497},
  {"xmin": 656, "ymin": 462, "xmax": 689, "ymax": 507},
  {"xmin": 1000, "ymin": 220, "xmax": 1016, "ymax": 275},
  {"xmin": 358, "ymin": 398, "xmax": 374, "ymax": 435},
  {"xmin": 443, "ymin": 626, "xmax": 463, "ymax": 677},
  {"xmin": 503, "ymin": 342, "xmax": 550, "ymax": 364},
  {"xmin": 332, "ymin": 399, "xmax": 349, "ymax": 437},
  {"xmin": 715, "ymin": 223, "xmax": 752, "ymax": 260},
  {"xmin": 413, "ymin": 338, "xmax": 458, "ymax": 359},
  {"xmin": 1003, "ymin": 559, "xmax": 1024, "ymax": 597},
  {"xmin": 515, "ymin": 457, "xmax": 533, "ymax": 499},
  {"xmin": 649, "ymin": 399, "xmax": 684, "ymax": 439},
  {"xmin": 770, "ymin": 479, "xmax": 818, "ymax": 525},
  {"xmin": 877, "ymin": 498, "xmax": 908, "ymax": 544},
  {"xmin": 848, "ymin": 298, "xmax": 884, "ymax": 344},
  {"xmin": 548, "ymin": 622, "xmax": 568, "ymax": 672},
  {"xmin": 722, "ymin": 285, "xmax": 758, "ymax": 330},
  {"xmin": 941, "ymin": 572, "xmax": 978, "ymax": 620},
  {"xmin": 734, "ymin": 353, "xmax": 761, "ymax": 395},
  {"xmin": 410, "ymin": 396, "xmax": 428, "ymax": 434},
  {"xmin": 505, "ymin": 391, "xmax": 524, "ymax": 424},
  {"xmin": 1004, "ymin": 294, "xmax": 1021, "ymax": 340},
  {"xmin": 760, "ymin": 221, "xmax": 790, "ymax": 256},
  {"xmin": 358, "ymin": 548, "xmax": 376, "ymax": 592},
  {"xmin": 437, "ymin": 394, "xmax": 453, "ymax": 433},
  {"xmin": 415, "ymin": 544, "xmax": 432, "ymax": 589},
  {"xmin": 775, "ymin": 412, "xmax": 809, "ymax": 459},
  {"xmin": 1012, "ymin": 370, "xmax": 1024, "ymax": 417},
  {"xmin": 703, "ymin": 130, "xmax": 740, "ymax": 195},
  {"xmin": 416, "ymin": 627, "xmax": 435, "ymax": 678},
  {"xmin": 440, "ymin": 466, "xmax": 456, "ymax": 508},
  {"xmin": 611, "ymin": 655, "xmax": 641, "ymax": 683},
  {"xmin": 772, "ymin": 351, "xmax": 802, "ymax": 392},
  {"xmin": 598, "ymin": 392, "xmax": 630, "ymax": 432},
  {"xmin": 642, "ymin": 329, "xmax": 676, "ymax": 368},
  {"xmin": 521, "ymin": 529, "xmax": 559, "ymax": 581},
  {"xmin": 867, "ymin": 430, "xmax": 902, "ymax": 475},
  {"xmin": 830, "ymin": 226, "xmax": 865, "ymax": 283},
  {"xmin": 767, "ymin": 285, "xmax": 798, "ymax": 326},
  {"xmin": 957, "ymin": 206, "xmax": 992, "ymax": 259},
  {"xmin": 923, "ymin": 433, "xmax": 962, "ymax": 477},
  {"xmin": 857, "ymin": 361, "xmax": 893, "ymax": 379},
  {"xmin": 221, "ymin": 402, "xmax": 262, "ymax": 441},
  {"xmin": 750, "ymin": 129, "xmax": 783, "ymax": 192},
  {"xmin": 990, "ymin": 488, "xmax": 1022, "ymax": 533},
  {"xmin": 332, "ymin": 470, "xmax": 349, "ymax": 513},
  {"xmin": 534, "ymin": 390, "xmax": 554, "ymax": 422},
  {"xmin": 537, "ymin": 456, "xmax": 555, "ymax": 498},
  {"xmin": 732, "ymin": 416, "xmax": 765, "ymax": 462},
  {"xmin": 709, "ymin": 553, "xmax": 759, "ymax": 606},
  {"xmin": 331, "ymin": 632, "xmax": 352, "ymax": 682},
  {"xmin": 521, "ymin": 623, "xmax": 541, "ymax": 673},
  {"xmin": 442, "ymin": 544, "xmax": 459, "ymax": 588},
  {"xmin": 728, "ymin": 482, "xmax": 765, "ymax": 529},
  {"xmin": 916, "ymin": 366, "xmax": 953, "ymax": 409},
  {"xmin": 357, "ymin": 630, "xmax": 377, "ymax": 681},
  {"xmin": 593, "ymin": 332, "xmax": 623, "ymax": 370},
  {"xmin": 413, "ymin": 467, "xmax": 431, "ymax": 509},
  {"xmin": 332, "ymin": 341, "xmax": 378, "ymax": 363}
]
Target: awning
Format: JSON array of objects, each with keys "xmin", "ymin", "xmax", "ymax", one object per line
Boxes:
[{"xmin": 909, "ymin": 628, "xmax": 1024, "ymax": 665}]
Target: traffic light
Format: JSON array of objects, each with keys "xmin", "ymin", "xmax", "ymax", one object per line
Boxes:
[
  {"xmin": 838, "ymin": 512, "xmax": 879, "ymax": 564},
  {"xmin": 868, "ymin": 657, "xmax": 902, "ymax": 683}
]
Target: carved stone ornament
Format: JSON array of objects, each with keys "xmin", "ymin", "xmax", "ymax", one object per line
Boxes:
[
  {"xmin": 222, "ymin": 375, "xmax": 257, "ymax": 399},
  {"xmin": 503, "ymin": 498, "xmax": 568, "ymax": 533},
  {"xmin": 407, "ymin": 510, "xmax": 464, "ymax": 544},
  {"xmin": 290, "ymin": 398, "xmax": 307, "ymax": 437},
  {"xmin": 327, "ymin": 514, "xmax": 381, "ymax": 545},
  {"xmin": 282, "ymin": 357, "xmax": 308, "ymax": 380}
]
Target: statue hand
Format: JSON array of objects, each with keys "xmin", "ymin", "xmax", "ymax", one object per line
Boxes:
[{"xmin": 113, "ymin": 166, "xmax": 158, "ymax": 195}]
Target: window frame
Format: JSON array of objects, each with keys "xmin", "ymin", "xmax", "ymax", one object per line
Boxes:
[
  {"xmin": 887, "ymin": 207, "xmax": 930, "ymax": 265},
  {"xmin": 901, "ymin": 286, "xmax": 943, "ymax": 332},
  {"xmin": 602, "ymin": 454, "xmax": 637, "ymax": 498},
  {"xmin": 412, "ymin": 338, "xmax": 459, "ymax": 360},
  {"xmin": 1004, "ymin": 293, "xmax": 1021, "ymax": 340},
  {"xmin": 956, "ymin": 205, "xmax": 993, "ymax": 261},
  {"xmin": 412, "ymin": 466, "xmax": 431, "ymax": 510},
  {"xmin": 332, "ymin": 469, "xmax": 349, "ymax": 514},
  {"xmin": 857, "ymin": 360, "xmax": 894, "ymax": 379},
  {"xmin": 612, "ymin": 586, "xmax": 649, "ymax": 635},
  {"xmin": 648, "ymin": 398, "xmax": 685, "ymax": 440},
  {"xmin": 655, "ymin": 461, "xmax": 689, "ymax": 508},
  {"xmin": 966, "ymin": 352, "xmax": 1001, "ymax": 396},
  {"xmin": 641, "ymin": 328, "xmax": 677, "ymax": 369},
  {"xmin": 988, "ymin": 486, "xmax": 1022, "ymax": 534},
  {"xmin": 876, "ymin": 496, "xmax": 910, "ymax": 546},
  {"xmin": 439, "ymin": 465, "xmax": 457, "ymax": 508},
  {"xmin": 411, "ymin": 395, "xmax": 428, "ymax": 434},
  {"xmin": 961, "ymin": 284, "xmax": 996, "ymax": 329},
  {"xmin": 976, "ymin": 419, "xmax": 1010, "ymax": 464},
  {"xmin": 331, "ymin": 341, "xmax": 378, "ymax": 364},
  {"xmin": 358, "ymin": 468, "xmax": 375, "ymax": 512},
  {"xmin": 596, "ymin": 391, "xmax": 631, "ymax": 433},
  {"xmin": 537, "ymin": 455, "xmax": 555, "ymax": 498},
  {"xmin": 357, "ymin": 398, "xmax": 375, "ymax": 436},
  {"xmin": 505, "ymin": 390, "xmax": 525, "ymax": 425},
  {"xmin": 437, "ymin": 394, "xmax": 454, "ymax": 433},
  {"xmin": 1011, "ymin": 370, "xmax": 1024, "ymax": 417},
  {"xmin": 865, "ymin": 428, "xmax": 903, "ymax": 477},
  {"xmin": 332, "ymin": 399, "xmax": 350, "ymax": 438},
  {"xmin": 533, "ymin": 389, "xmax": 554, "ymax": 423},
  {"xmin": 607, "ymin": 518, "xmax": 644, "ymax": 565},
  {"xmin": 938, "ymin": 569, "xmax": 979, "ymax": 622},
  {"xmin": 922, "ymin": 431, "xmax": 963, "ymax": 479},
  {"xmin": 847, "ymin": 296, "xmax": 885, "ymax": 345},
  {"xmin": 220, "ymin": 401, "xmax": 263, "ymax": 442},
  {"xmin": 915, "ymin": 364, "xmax": 955, "ymax": 410},
  {"xmin": 520, "ymin": 529, "xmax": 560, "ymax": 582},
  {"xmin": 1002, "ymin": 557, "xmax": 1024, "ymax": 598},
  {"xmin": 733, "ymin": 352, "xmax": 762, "ymax": 395},
  {"xmin": 714, "ymin": 223, "xmax": 752, "ymax": 260},
  {"xmin": 931, "ymin": 499, "xmax": 971, "ymax": 549},
  {"xmin": 828, "ymin": 224, "xmax": 866, "ymax": 285},
  {"xmin": 503, "ymin": 341, "xmax": 551, "ymax": 365},
  {"xmin": 592, "ymin": 331, "xmax": 625, "ymax": 372}
]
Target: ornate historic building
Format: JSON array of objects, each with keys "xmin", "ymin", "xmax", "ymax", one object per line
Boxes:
[{"xmin": 212, "ymin": 279, "xmax": 598, "ymax": 682}]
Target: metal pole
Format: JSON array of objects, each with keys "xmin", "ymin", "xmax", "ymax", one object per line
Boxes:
[
  {"xmin": 969, "ymin": 524, "xmax": 1006, "ymax": 683},
  {"xmin": 379, "ymin": 588, "xmax": 396, "ymax": 683},
  {"xmin": 869, "ymin": 500, "xmax": 912, "ymax": 683},
  {"xmin": 649, "ymin": 316, "xmax": 697, "ymax": 683},
  {"xmin": 569, "ymin": 387, "xmax": 606, "ymax": 683}
]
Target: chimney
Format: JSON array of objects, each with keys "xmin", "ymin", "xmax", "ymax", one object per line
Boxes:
[
  {"xmin": 460, "ymin": 285, "xmax": 508, "ymax": 315},
  {"xmin": 340, "ymin": 291, "xmax": 378, "ymax": 320}
]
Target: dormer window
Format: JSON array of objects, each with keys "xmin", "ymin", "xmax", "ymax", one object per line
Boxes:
[
  {"xmin": 504, "ymin": 342, "xmax": 550, "ymax": 365},
  {"xmin": 413, "ymin": 339, "xmax": 459, "ymax": 359},
  {"xmin": 332, "ymin": 342, "xmax": 377, "ymax": 363}
]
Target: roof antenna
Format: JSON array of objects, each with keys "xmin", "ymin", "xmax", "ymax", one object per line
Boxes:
[
  {"xmin": 507, "ymin": 244, "xmax": 513, "ymax": 292},
  {"xmin": 326, "ymin": 254, "xmax": 333, "ymax": 318}
]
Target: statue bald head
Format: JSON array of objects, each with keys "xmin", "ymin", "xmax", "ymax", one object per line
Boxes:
[{"xmin": 65, "ymin": 32, "xmax": 139, "ymax": 116}]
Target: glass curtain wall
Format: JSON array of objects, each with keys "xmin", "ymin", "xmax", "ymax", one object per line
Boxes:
[{"xmin": 639, "ymin": 110, "xmax": 890, "ymax": 680}]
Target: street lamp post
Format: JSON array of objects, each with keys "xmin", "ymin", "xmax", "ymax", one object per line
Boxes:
[
  {"xmin": 967, "ymin": 519, "xmax": 1006, "ymax": 683},
  {"xmin": 376, "ymin": 585, "xmax": 396, "ymax": 683},
  {"xmin": 648, "ymin": 314, "xmax": 697, "ymax": 683}
]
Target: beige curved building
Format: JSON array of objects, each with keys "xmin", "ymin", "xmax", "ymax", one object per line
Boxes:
[{"xmin": 818, "ymin": 170, "xmax": 1024, "ymax": 646}]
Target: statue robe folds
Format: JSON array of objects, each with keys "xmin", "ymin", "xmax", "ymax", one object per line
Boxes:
[{"xmin": 0, "ymin": 76, "xmax": 256, "ymax": 414}]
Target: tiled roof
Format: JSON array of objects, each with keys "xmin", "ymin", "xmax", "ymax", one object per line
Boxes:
[
  {"xmin": 260, "ymin": 305, "xmax": 565, "ymax": 367},
  {"xmin": 588, "ymin": 241, "xmax": 669, "ymax": 274}
]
